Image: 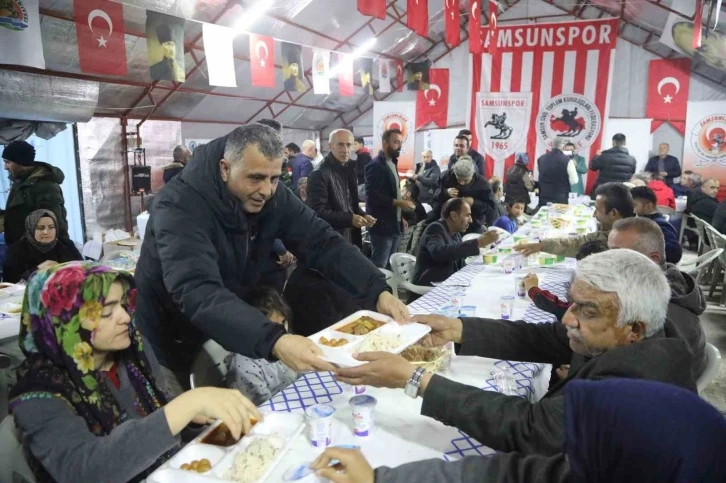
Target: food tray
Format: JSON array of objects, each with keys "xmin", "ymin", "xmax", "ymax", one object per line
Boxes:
[
  {"xmin": 147, "ymin": 411, "xmax": 304, "ymax": 483},
  {"xmin": 308, "ymin": 310, "xmax": 431, "ymax": 367}
]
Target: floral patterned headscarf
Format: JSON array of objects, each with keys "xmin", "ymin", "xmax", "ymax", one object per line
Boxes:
[{"xmin": 10, "ymin": 262, "xmax": 168, "ymax": 436}]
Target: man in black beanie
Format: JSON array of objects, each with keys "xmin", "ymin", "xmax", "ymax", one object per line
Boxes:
[{"xmin": 2, "ymin": 140, "xmax": 68, "ymax": 245}]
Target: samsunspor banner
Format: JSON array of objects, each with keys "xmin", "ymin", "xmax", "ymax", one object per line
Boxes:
[
  {"xmin": 468, "ymin": 17, "xmax": 618, "ymax": 190},
  {"xmin": 373, "ymin": 102, "xmax": 416, "ymax": 173},
  {"xmin": 683, "ymin": 101, "xmax": 726, "ymax": 198}
]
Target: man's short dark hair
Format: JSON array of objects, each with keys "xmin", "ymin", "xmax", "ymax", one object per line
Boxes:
[
  {"xmin": 442, "ymin": 198, "xmax": 467, "ymax": 219},
  {"xmin": 595, "ymin": 182, "xmax": 635, "ymax": 218},
  {"xmin": 612, "ymin": 133, "xmax": 626, "ymax": 144},
  {"xmin": 506, "ymin": 198, "xmax": 526, "ymax": 208},
  {"xmin": 575, "ymin": 240, "xmax": 608, "ymax": 261},
  {"xmin": 382, "ymin": 129, "xmax": 402, "ymax": 144},
  {"xmin": 458, "ymin": 129, "xmax": 473, "ymax": 137},
  {"xmin": 257, "ymin": 119, "xmax": 282, "ymax": 133},
  {"xmin": 630, "ymin": 186, "xmax": 658, "ymax": 206},
  {"xmin": 354, "ymin": 136, "xmax": 365, "ymax": 145},
  {"xmin": 285, "ymin": 142, "xmax": 301, "ymax": 154},
  {"xmin": 491, "ymin": 180, "xmax": 501, "ymax": 194},
  {"xmin": 455, "ymin": 134, "xmax": 470, "ymax": 146},
  {"xmin": 405, "ymin": 180, "xmax": 420, "ymax": 202},
  {"xmin": 564, "ymin": 142, "xmax": 576, "ymax": 149},
  {"xmin": 173, "ymin": 145, "xmax": 188, "ymax": 162}
]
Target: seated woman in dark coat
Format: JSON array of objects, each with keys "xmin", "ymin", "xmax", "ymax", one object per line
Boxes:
[
  {"xmin": 10, "ymin": 262, "xmax": 261, "ymax": 483},
  {"xmin": 3, "ymin": 209, "xmax": 83, "ymax": 283}
]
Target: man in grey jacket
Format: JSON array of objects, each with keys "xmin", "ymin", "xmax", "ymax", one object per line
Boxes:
[{"xmin": 332, "ymin": 249, "xmax": 695, "ymax": 482}]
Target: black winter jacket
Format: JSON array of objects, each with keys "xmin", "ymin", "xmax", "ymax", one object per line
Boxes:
[
  {"xmin": 3, "ymin": 237, "xmax": 82, "ymax": 283},
  {"xmin": 4, "ymin": 163, "xmax": 68, "ymax": 246},
  {"xmin": 307, "ymin": 153, "xmax": 365, "ymax": 243},
  {"xmin": 589, "ymin": 146, "xmax": 636, "ymax": 189},
  {"xmin": 134, "ymin": 132, "xmax": 389, "ymax": 371},
  {"xmin": 504, "ymin": 164, "xmax": 532, "ymax": 205},
  {"xmin": 686, "ymin": 190, "xmax": 718, "ymax": 224},
  {"xmin": 412, "ymin": 220, "xmax": 479, "ymax": 286},
  {"xmin": 431, "ymin": 171, "xmax": 497, "ymax": 233},
  {"xmin": 414, "ymin": 160, "xmax": 441, "ymax": 204},
  {"xmin": 537, "ymin": 149, "xmax": 571, "ymax": 206},
  {"xmin": 355, "ymin": 149, "xmax": 372, "ymax": 185}
]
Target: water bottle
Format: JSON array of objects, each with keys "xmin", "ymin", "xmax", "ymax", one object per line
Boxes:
[
  {"xmin": 547, "ymin": 202, "xmax": 555, "ymax": 220},
  {"xmin": 492, "ymin": 366, "xmax": 517, "ymax": 396}
]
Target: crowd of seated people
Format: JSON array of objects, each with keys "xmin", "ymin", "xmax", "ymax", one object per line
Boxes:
[{"xmin": 2, "ymin": 125, "xmax": 725, "ymax": 483}]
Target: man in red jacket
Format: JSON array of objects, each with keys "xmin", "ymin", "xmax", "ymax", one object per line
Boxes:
[{"xmin": 647, "ymin": 173, "xmax": 675, "ymax": 210}]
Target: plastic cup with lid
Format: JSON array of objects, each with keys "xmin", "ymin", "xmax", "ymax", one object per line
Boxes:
[
  {"xmin": 305, "ymin": 404, "xmax": 336, "ymax": 447},
  {"xmin": 349, "ymin": 395, "xmax": 377, "ymax": 437}
]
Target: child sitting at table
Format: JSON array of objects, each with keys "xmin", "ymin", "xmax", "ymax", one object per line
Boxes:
[
  {"xmin": 492, "ymin": 199, "xmax": 526, "ymax": 234},
  {"xmin": 523, "ymin": 240, "xmax": 609, "ymax": 321},
  {"xmin": 225, "ymin": 287, "xmax": 298, "ymax": 405}
]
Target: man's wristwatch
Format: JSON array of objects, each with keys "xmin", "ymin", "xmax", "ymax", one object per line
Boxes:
[{"xmin": 404, "ymin": 367, "xmax": 427, "ymax": 398}]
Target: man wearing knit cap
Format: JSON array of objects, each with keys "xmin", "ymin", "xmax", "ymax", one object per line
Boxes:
[{"xmin": 2, "ymin": 140, "xmax": 68, "ymax": 246}]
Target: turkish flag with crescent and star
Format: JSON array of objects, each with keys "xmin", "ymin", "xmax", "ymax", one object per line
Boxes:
[
  {"xmin": 396, "ymin": 60, "xmax": 404, "ymax": 92},
  {"xmin": 444, "ymin": 0, "xmax": 460, "ymax": 47},
  {"xmin": 416, "ymin": 68, "xmax": 449, "ymax": 129},
  {"xmin": 469, "ymin": 0, "xmax": 482, "ymax": 54},
  {"xmin": 407, "ymin": 0, "xmax": 428, "ymax": 37},
  {"xmin": 74, "ymin": 0, "xmax": 127, "ymax": 76},
  {"xmin": 249, "ymin": 34, "xmax": 275, "ymax": 87},
  {"xmin": 646, "ymin": 58, "xmax": 691, "ymax": 135}
]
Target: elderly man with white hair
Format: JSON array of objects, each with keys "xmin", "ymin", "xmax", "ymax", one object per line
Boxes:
[
  {"xmin": 412, "ymin": 149, "xmax": 440, "ymax": 204},
  {"xmin": 608, "ymin": 217, "xmax": 706, "ymax": 381},
  {"xmin": 331, "ymin": 249, "xmax": 695, "ymax": 482},
  {"xmin": 430, "ymin": 155, "xmax": 497, "ymax": 233}
]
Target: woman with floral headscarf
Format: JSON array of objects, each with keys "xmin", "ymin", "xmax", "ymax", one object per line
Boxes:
[
  {"xmin": 3, "ymin": 209, "xmax": 82, "ymax": 283},
  {"xmin": 9, "ymin": 262, "xmax": 261, "ymax": 483}
]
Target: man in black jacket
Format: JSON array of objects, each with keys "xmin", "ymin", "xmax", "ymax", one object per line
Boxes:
[
  {"xmin": 645, "ymin": 143, "xmax": 681, "ymax": 186},
  {"xmin": 412, "ymin": 150, "xmax": 440, "ymax": 204},
  {"xmin": 307, "ymin": 129, "xmax": 375, "ymax": 244},
  {"xmin": 430, "ymin": 156, "xmax": 497, "ymax": 233},
  {"xmin": 334, "ymin": 249, "xmax": 694, "ymax": 481},
  {"xmin": 686, "ymin": 177, "xmax": 719, "ymax": 224},
  {"xmin": 134, "ymin": 123, "xmax": 409, "ymax": 391},
  {"xmin": 365, "ymin": 129, "xmax": 416, "ymax": 268},
  {"xmin": 537, "ymin": 136, "xmax": 575, "ymax": 206},
  {"xmin": 353, "ymin": 136, "xmax": 372, "ymax": 203},
  {"xmin": 448, "ymin": 134, "xmax": 485, "ymax": 176},
  {"xmin": 162, "ymin": 145, "xmax": 191, "ymax": 184},
  {"xmin": 458, "ymin": 129, "xmax": 486, "ymax": 176},
  {"xmin": 413, "ymin": 198, "xmax": 499, "ymax": 286},
  {"xmin": 589, "ymin": 133, "xmax": 637, "ymax": 193}
]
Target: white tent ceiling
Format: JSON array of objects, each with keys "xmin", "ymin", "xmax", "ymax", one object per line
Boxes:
[{"xmin": 3, "ymin": 0, "xmax": 725, "ymax": 131}]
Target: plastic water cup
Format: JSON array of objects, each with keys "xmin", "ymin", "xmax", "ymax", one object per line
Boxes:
[
  {"xmin": 539, "ymin": 254, "xmax": 555, "ymax": 266},
  {"xmin": 483, "ymin": 253, "xmax": 498, "ymax": 265},
  {"xmin": 350, "ymin": 395, "xmax": 377, "ymax": 437},
  {"xmin": 305, "ymin": 404, "xmax": 336, "ymax": 447},
  {"xmin": 502, "ymin": 257, "xmax": 515, "ymax": 274},
  {"xmin": 500, "ymin": 295, "xmax": 515, "ymax": 320},
  {"xmin": 450, "ymin": 288, "xmax": 466, "ymax": 308},
  {"xmin": 514, "ymin": 275, "xmax": 526, "ymax": 298}
]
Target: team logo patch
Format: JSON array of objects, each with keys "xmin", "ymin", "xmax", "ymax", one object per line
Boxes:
[
  {"xmin": 537, "ymin": 94, "xmax": 601, "ymax": 150},
  {"xmin": 0, "ymin": 0, "xmax": 29, "ymax": 31},
  {"xmin": 377, "ymin": 112, "xmax": 412, "ymax": 146},
  {"xmin": 690, "ymin": 115, "xmax": 726, "ymax": 167},
  {"xmin": 476, "ymin": 92, "xmax": 532, "ymax": 163}
]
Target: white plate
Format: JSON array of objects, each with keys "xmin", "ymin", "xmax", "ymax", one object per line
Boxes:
[
  {"xmin": 308, "ymin": 310, "xmax": 431, "ymax": 367},
  {"xmin": 147, "ymin": 412, "xmax": 304, "ymax": 483}
]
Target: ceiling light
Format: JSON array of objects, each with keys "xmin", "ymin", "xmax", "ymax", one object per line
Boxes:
[{"xmin": 234, "ymin": 0, "xmax": 272, "ymax": 33}]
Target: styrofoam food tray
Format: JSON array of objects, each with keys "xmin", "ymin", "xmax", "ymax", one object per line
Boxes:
[
  {"xmin": 147, "ymin": 411, "xmax": 304, "ymax": 483},
  {"xmin": 308, "ymin": 310, "xmax": 431, "ymax": 367}
]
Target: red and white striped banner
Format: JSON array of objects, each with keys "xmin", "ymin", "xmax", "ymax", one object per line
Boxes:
[{"xmin": 467, "ymin": 18, "xmax": 618, "ymax": 193}]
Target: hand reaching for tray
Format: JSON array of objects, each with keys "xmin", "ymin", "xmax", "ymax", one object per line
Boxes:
[{"xmin": 334, "ymin": 352, "xmax": 415, "ymax": 390}]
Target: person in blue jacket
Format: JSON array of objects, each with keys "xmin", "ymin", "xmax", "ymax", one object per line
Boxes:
[
  {"xmin": 492, "ymin": 199, "xmax": 526, "ymax": 234},
  {"xmin": 630, "ymin": 186, "xmax": 682, "ymax": 264}
]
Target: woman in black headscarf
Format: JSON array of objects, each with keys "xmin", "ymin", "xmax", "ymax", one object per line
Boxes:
[{"xmin": 3, "ymin": 209, "xmax": 83, "ymax": 283}]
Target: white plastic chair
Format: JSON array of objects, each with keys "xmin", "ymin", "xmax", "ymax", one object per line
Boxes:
[
  {"xmin": 696, "ymin": 343, "xmax": 722, "ymax": 393},
  {"xmin": 189, "ymin": 339, "xmax": 230, "ymax": 389},
  {"xmin": 422, "ymin": 203, "xmax": 433, "ymax": 214},
  {"xmin": 389, "ymin": 253, "xmax": 432, "ymax": 296},
  {"xmin": 680, "ymin": 248, "xmax": 723, "ymax": 282},
  {"xmin": 379, "ymin": 268, "xmax": 399, "ymax": 299}
]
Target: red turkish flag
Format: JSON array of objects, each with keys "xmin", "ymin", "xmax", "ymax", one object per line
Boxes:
[
  {"xmin": 416, "ymin": 69, "xmax": 449, "ymax": 129},
  {"xmin": 249, "ymin": 34, "xmax": 275, "ymax": 87},
  {"xmin": 74, "ymin": 0, "xmax": 127, "ymax": 76},
  {"xmin": 445, "ymin": 0, "xmax": 460, "ymax": 47},
  {"xmin": 487, "ymin": 1, "xmax": 498, "ymax": 56},
  {"xmin": 338, "ymin": 53, "xmax": 354, "ymax": 97},
  {"xmin": 358, "ymin": 0, "xmax": 386, "ymax": 19},
  {"xmin": 407, "ymin": 0, "xmax": 428, "ymax": 37},
  {"xmin": 395, "ymin": 60, "xmax": 404, "ymax": 92},
  {"xmin": 469, "ymin": 0, "xmax": 482, "ymax": 54},
  {"xmin": 646, "ymin": 58, "xmax": 691, "ymax": 125}
]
